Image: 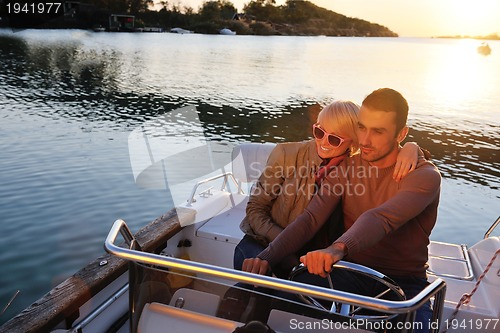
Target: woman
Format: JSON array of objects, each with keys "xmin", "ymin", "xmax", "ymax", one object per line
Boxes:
[{"xmin": 234, "ymin": 100, "xmax": 420, "ymax": 276}]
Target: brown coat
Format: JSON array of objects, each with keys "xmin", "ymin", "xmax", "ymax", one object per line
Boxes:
[{"xmin": 240, "ymin": 140, "xmax": 323, "ymax": 245}]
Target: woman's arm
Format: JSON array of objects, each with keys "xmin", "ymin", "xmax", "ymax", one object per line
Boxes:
[
  {"xmin": 393, "ymin": 141, "xmax": 423, "ymax": 181},
  {"xmin": 244, "ymin": 145, "xmax": 286, "ymax": 242}
]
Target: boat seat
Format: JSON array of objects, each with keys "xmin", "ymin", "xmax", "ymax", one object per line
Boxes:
[
  {"xmin": 196, "ymin": 143, "xmax": 276, "ymax": 245},
  {"xmin": 231, "ymin": 142, "xmax": 276, "ymax": 190},
  {"xmin": 268, "ymin": 309, "xmax": 325, "ymax": 333},
  {"xmin": 138, "ymin": 302, "xmax": 241, "ymax": 333},
  {"xmin": 427, "ymin": 241, "xmax": 474, "ymax": 280},
  {"xmin": 169, "ymin": 288, "xmax": 221, "ymax": 316},
  {"xmin": 196, "ymin": 194, "xmax": 248, "ymax": 244}
]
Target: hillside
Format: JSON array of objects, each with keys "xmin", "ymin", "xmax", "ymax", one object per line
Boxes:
[
  {"xmin": 0, "ymin": 0, "xmax": 398, "ymax": 37},
  {"xmin": 143, "ymin": 0, "xmax": 398, "ymax": 37},
  {"xmin": 237, "ymin": 0, "xmax": 398, "ymax": 37}
]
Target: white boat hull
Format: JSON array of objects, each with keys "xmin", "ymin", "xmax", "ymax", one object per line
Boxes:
[{"xmin": 2, "ymin": 143, "xmax": 498, "ymax": 333}]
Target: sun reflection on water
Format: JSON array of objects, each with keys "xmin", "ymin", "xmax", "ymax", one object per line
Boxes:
[{"xmin": 424, "ymin": 39, "xmax": 493, "ymax": 114}]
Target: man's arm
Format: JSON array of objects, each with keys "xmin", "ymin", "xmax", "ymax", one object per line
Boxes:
[
  {"xmin": 300, "ymin": 242, "xmax": 347, "ymax": 277},
  {"xmin": 298, "ymin": 163, "xmax": 440, "ymax": 276},
  {"xmin": 255, "ymin": 174, "xmax": 343, "ymax": 266},
  {"xmin": 337, "ymin": 163, "xmax": 441, "ymax": 255}
]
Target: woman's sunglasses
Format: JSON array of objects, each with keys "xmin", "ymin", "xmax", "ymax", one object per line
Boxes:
[{"xmin": 312, "ymin": 124, "xmax": 346, "ymax": 148}]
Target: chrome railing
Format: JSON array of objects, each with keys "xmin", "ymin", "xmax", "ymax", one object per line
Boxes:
[
  {"xmin": 484, "ymin": 216, "xmax": 500, "ymax": 239},
  {"xmin": 186, "ymin": 172, "xmax": 241, "ymax": 206},
  {"xmin": 105, "ymin": 219, "xmax": 447, "ymax": 332}
]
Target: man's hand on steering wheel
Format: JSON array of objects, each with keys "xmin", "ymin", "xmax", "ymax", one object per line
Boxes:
[
  {"xmin": 242, "ymin": 257, "xmax": 271, "ymax": 275},
  {"xmin": 299, "ymin": 242, "xmax": 347, "ymax": 278}
]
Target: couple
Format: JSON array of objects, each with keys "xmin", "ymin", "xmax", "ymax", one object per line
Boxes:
[{"xmin": 234, "ymin": 88, "xmax": 441, "ymax": 332}]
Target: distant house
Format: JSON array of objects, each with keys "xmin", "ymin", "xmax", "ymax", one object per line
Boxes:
[
  {"xmin": 232, "ymin": 13, "xmax": 243, "ymax": 20},
  {"xmin": 109, "ymin": 14, "xmax": 134, "ymax": 32},
  {"xmin": 64, "ymin": 3, "xmax": 135, "ymax": 31},
  {"xmin": 232, "ymin": 13, "xmax": 255, "ymax": 23}
]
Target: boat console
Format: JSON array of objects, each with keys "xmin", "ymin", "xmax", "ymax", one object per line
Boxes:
[
  {"xmin": 101, "ymin": 143, "xmax": 497, "ymax": 333},
  {"xmin": 106, "ymin": 219, "xmax": 447, "ymax": 333}
]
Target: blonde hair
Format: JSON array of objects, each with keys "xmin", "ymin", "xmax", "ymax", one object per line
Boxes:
[{"xmin": 317, "ymin": 100, "xmax": 360, "ymax": 155}]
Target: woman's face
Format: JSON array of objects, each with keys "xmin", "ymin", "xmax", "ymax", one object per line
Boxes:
[{"xmin": 313, "ymin": 121, "xmax": 352, "ymax": 159}]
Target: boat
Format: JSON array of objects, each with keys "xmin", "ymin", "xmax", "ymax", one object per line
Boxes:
[
  {"xmin": 142, "ymin": 27, "xmax": 164, "ymax": 33},
  {"xmin": 477, "ymin": 42, "xmax": 491, "ymax": 55},
  {"xmin": 170, "ymin": 27, "xmax": 193, "ymax": 34},
  {"xmin": 92, "ymin": 25, "xmax": 106, "ymax": 32},
  {"xmin": 220, "ymin": 28, "xmax": 236, "ymax": 35},
  {"xmin": 1, "ymin": 109, "xmax": 498, "ymax": 332}
]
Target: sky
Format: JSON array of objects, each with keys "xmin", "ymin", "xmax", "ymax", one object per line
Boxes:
[{"xmin": 175, "ymin": 0, "xmax": 500, "ymax": 37}]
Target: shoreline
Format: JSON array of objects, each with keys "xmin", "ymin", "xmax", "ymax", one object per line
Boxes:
[{"xmin": 1, "ymin": 28, "xmax": 498, "ymax": 41}]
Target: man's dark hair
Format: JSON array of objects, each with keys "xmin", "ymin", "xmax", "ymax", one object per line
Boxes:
[{"xmin": 362, "ymin": 88, "xmax": 408, "ymax": 134}]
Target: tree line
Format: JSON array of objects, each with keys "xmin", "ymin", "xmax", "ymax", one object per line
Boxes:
[
  {"xmin": 1, "ymin": 0, "xmax": 398, "ymax": 36},
  {"xmin": 135, "ymin": 0, "xmax": 396, "ymax": 36}
]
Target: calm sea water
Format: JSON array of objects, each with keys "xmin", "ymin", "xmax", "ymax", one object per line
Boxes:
[{"xmin": 0, "ymin": 29, "xmax": 498, "ymax": 324}]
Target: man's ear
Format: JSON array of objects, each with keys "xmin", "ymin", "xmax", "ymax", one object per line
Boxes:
[{"xmin": 396, "ymin": 126, "xmax": 409, "ymax": 143}]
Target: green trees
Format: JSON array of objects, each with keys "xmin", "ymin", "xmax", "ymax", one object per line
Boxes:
[
  {"xmin": 87, "ymin": 0, "xmax": 152, "ymax": 15},
  {"xmin": 192, "ymin": 1, "xmax": 239, "ymax": 34},
  {"xmin": 7, "ymin": 0, "xmax": 396, "ymax": 36},
  {"xmin": 244, "ymin": 0, "xmax": 283, "ymax": 23},
  {"xmin": 129, "ymin": 0, "xmax": 154, "ymax": 15},
  {"xmin": 199, "ymin": 0, "xmax": 237, "ymax": 21},
  {"xmin": 240, "ymin": 0, "xmax": 397, "ymax": 36}
]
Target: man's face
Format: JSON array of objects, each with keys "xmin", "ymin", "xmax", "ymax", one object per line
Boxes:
[{"xmin": 357, "ymin": 106, "xmax": 406, "ymax": 167}]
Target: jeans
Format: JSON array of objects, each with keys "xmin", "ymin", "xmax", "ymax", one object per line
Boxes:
[
  {"xmin": 392, "ymin": 275, "xmax": 433, "ymax": 333},
  {"xmin": 293, "ymin": 269, "xmax": 432, "ymax": 333},
  {"xmin": 234, "ymin": 235, "xmax": 266, "ymax": 270},
  {"xmin": 234, "ymin": 235, "xmax": 299, "ymax": 279}
]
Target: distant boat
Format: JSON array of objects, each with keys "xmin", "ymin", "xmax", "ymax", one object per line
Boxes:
[
  {"xmin": 219, "ymin": 28, "xmax": 236, "ymax": 35},
  {"xmin": 93, "ymin": 25, "xmax": 106, "ymax": 32},
  {"xmin": 477, "ymin": 42, "xmax": 491, "ymax": 55},
  {"xmin": 142, "ymin": 27, "xmax": 163, "ymax": 33},
  {"xmin": 170, "ymin": 27, "xmax": 193, "ymax": 34}
]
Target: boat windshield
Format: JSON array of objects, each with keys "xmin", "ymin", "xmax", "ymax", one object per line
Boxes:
[
  {"xmin": 131, "ymin": 263, "xmax": 381, "ymax": 333},
  {"xmin": 106, "ymin": 219, "xmax": 446, "ymax": 333}
]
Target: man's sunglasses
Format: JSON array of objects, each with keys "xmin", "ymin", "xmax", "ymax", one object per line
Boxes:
[{"xmin": 312, "ymin": 124, "xmax": 346, "ymax": 148}]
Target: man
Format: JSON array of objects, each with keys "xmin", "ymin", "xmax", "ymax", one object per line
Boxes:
[
  {"xmin": 234, "ymin": 101, "xmax": 419, "ymax": 277},
  {"xmin": 243, "ymin": 88, "xmax": 441, "ymax": 332}
]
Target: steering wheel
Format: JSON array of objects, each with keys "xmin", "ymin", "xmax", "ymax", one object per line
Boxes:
[{"xmin": 288, "ymin": 261, "xmax": 405, "ymax": 320}]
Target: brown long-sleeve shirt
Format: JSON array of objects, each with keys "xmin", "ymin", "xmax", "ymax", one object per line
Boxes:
[{"xmin": 258, "ymin": 154, "xmax": 441, "ymax": 278}]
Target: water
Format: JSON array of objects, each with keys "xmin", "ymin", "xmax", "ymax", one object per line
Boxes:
[{"xmin": 0, "ymin": 30, "xmax": 498, "ymax": 324}]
